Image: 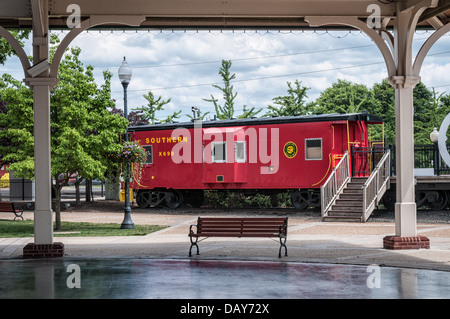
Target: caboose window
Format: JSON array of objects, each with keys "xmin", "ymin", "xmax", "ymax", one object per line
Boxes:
[
  {"xmin": 212, "ymin": 142, "xmax": 226, "ymax": 163},
  {"xmin": 143, "ymin": 145, "xmax": 153, "ymax": 164},
  {"xmin": 235, "ymin": 141, "xmax": 246, "ymax": 163},
  {"xmin": 305, "ymin": 138, "xmax": 322, "ymax": 160}
]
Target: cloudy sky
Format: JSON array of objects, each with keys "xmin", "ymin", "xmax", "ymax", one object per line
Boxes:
[{"xmin": 2, "ymin": 28, "xmax": 450, "ymax": 121}]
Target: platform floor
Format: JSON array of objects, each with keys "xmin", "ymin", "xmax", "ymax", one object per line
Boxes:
[
  {"xmin": 2, "ymin": 208, "xmax": 450, "ymax": 302},
  {"xmin": 1, "ymin": 258, "xmax": 450, "ymax": 299}
]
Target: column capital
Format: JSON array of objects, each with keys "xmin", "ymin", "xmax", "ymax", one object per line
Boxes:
[
  {"xmin": 24, "ymin": 77, "xmax": 59, "ymax": 90},
  {"xmin": 387, "ymin": 75, "xmax": 421, "ymax": 89}
]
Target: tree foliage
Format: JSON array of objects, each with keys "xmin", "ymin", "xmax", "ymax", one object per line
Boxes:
[
  {"xmin": 0, "ymin": 38, "xmax": 128, "ymax": 230},
  {"xmin": 312, "ymin": 79, "xmax": 374, "ymax": 115},
  {"xmin": 265, "ymin": 80, "xmax": 311, "ymax": 117},
  {"xmin": 204, "ymin": 59, "xmax": 261, "ymax": 119},
  {"xmin": 0, "ymin": 74, "xmax": 34, "ymax": 175},
  {"xmin": 132, "ymin": 91, "xmax": 180, "ymax": 124}
]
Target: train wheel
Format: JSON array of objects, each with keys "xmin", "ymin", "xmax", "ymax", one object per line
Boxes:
[
  {"xmin": 291, "ymin": 190, "xmax": 309, "ymax": 210},
  {"xmin": 415, "ymin": 191, "xmax": 428, "ymax": 209},
  {"xmin": 165, "ymin": 190, "xmax": 184, "ymax": 209},
  {"xmin": 381, "ymin": 189, "xmax": 395, "ymax": 211},
  {"xmin": 136, "ymin": 190, "xmax": 165, "ymax": 208},
  {"xmin": 428, "ymin": 191, "xmax": 449, "ymax": 210},
  {"xmin": 136, "ymin": 191, "xmax": 150, "ymax": 209}
]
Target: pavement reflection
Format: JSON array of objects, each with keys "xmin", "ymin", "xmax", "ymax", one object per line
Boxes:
[{"xmin": 1, "ymin": 258, "xmax": 449, "ymax": 299}]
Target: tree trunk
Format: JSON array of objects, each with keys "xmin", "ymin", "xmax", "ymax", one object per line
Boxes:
[
  {"xmin": 54, "ymin": 185, "xmax": 62, "ymax": 231},
  {"xmin": 85, "ymin": 179, "xmax": 92, "ymax": 202},
  {"xmin": 75, "ymin": 180, "xmax": 81, "ymax": 206}
]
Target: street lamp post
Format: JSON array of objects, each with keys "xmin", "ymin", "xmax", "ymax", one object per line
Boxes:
[
  {"xmin": 118, "ymin": 56, "xmax": 134, "ymax": 229},
  {"xmin": 430, "ymin": 127, "xmax": 440, "ymax": 176}
]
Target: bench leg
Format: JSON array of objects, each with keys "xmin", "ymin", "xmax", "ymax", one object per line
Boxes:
[
  {"xmin": 189, "ymin": 236, "xmax": 199, "ymax": 257},
  {"xmin": 278, "ymin": 236, "xmax": 287, "ymax": 258},
  {"xmin": 14, "ymin": 210, "xmax": 24, "ymax": 221}
]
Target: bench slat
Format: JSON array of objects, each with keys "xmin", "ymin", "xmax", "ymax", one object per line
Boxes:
[
  {"xmin": 0, "ymin": 202, "xmax": 15, "ymax": 212},
  {"xmin": 199, "ymin": 224, "xmax": 284, "ymax": 228},
  {"xmin": 192, "ymin": 232, "xmax": 281, "ymax": 237},
  {"xmin": 198, "ymin": 218, "xmax": 287, "ymax": 222}
]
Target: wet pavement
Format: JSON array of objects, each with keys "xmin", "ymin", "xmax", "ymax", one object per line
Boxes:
[
  {"xmin": 1, "ymin": 258, "xmax": 450, "ymax": 299},
  {"xmin": 2, "ymin": 208, "xmax": 450, "ymax": 302}
]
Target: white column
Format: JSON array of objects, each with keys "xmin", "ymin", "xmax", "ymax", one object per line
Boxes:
[
  {"xmin": 26, "ymin": 78, "xmax": 56, "ymax": 244},
  {"xmin": 389, "ymin": 76, "xmax": 420, "ymax": 237}
]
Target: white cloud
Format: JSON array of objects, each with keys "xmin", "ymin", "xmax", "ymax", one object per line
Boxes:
[{"xmin": 2, "ymin": 29, "xmax": 450, "ymax": 122}]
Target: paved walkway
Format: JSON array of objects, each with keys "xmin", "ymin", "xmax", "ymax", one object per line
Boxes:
[
  {"xmin": 2, "ymin": 209, "xmax": 450, "ymax": 271},
  {"xmin": 1, "ymin": 209, "xmax": 450, "ymax": 299}
]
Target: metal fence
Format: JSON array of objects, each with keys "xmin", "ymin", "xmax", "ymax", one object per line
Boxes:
[
  {"xmin": 0, "ymin": 178, "xmax": 106, "ymax": 202},
  {"xmin": 351, "ymin": 143, "xmax": 450, "ymax": 177},
  {"xmin": 350, "ymin": 146, "xmax": 386, "ymax": 177}
]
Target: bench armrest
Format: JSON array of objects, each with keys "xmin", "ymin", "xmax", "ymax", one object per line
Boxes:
[
  {"xmin": 189, "ymin": 224, "xmax": 198, "ymax": 236},
  {"xmin": 279, "ymin": 224, "xmax": 287, "ymax": 238}
]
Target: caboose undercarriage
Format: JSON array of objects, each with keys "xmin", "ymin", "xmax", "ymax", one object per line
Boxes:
[
  {"xmin": 383, "ymin": 176, "xmax": 450, "ymax": 211},
  {"xmin": 135, "ymin": 188, "xmax": 321, "ymax": 210}
]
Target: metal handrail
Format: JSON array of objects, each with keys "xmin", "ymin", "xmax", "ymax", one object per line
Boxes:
[
  {"xmin": 362, "ymin": 149, "xmax": 391, "ymax": 222},
  {"xmin": 321, "ymin": 151, "xmax": 350, "ymax": 217}
]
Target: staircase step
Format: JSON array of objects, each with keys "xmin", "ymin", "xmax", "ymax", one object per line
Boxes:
[
  {"xmin": 330, "ymin": 205, "xmax": 362, "ymax": 211},
  {"xmin": 335, "ymin": 199, "xmax": 363, "ymax": 206},
  {"xmin": 345, "ymin": 184, "xmax": 364, "ymax": 189},
  {"xmin": 322, "ymin": 216, "xmax": 363, "ymax": 222},
  {"xmin": 328, "ymin": 210, "xmax": 362, "ymax": 216},
  {"xmin": 345, "ymin": 188, "xmax": 363, "ymax": 192},
  {"xmin": 322, "ymin": 174, "xmax": 387, "ymax": 223},
  {"xmin": 351, "ymin": 177, "xmax": 368, "ymax": 183},
  {"xmin": 338, "ymin": 194, "xmax": 362, "ymax": 200}
]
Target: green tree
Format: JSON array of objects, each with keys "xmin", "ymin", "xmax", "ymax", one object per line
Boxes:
[
  {"xmin": 0, "ymin": 74, "xmax": 34, "ymax": 176},
  {"xmin": 204, "ymin": 60, "xmax": 236, "ymax": 119},
  {"xmin": 371, "ymin": 80, "xmax": 395, "ymax": 145},
  {"xmin": 0, "ymin": 40, "xmax": 128, "ymax": 230},
  {"xmin": 50, "ymin": 46, "xmax": 127, "ymax": 228},
  {"xmin": 133, "ymin": 91, "xmax": 180, "ymax": 124},
  {"xmin": 204, "ymin": 60, "xmax": 262, "ymax": 119},
  {"xmin": 238, "ymin": 104, "xmax": 262, "ymax": 119},
  {"xmin": 414, "ymin": 86, "xmax": 450, "ymax": 144},
  {"xmin": 265, "ymin": 80, "xmax": 310, "ymax": 117},
  {"xmin": 312, "ymin": 79, "xmax": 374, "ymax": 115},
  {"xmin": 413, "ymin": 82, "xmax": 435, "ymax": 144}
]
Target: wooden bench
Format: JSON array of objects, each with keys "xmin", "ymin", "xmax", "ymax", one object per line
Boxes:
[
  {"xmin": 0, "ymin": 202, "xmax": 24, "ymax": 220},
  {"xmin": 189, "ymin": 217, "xmax": 288, "ymax": 258}
]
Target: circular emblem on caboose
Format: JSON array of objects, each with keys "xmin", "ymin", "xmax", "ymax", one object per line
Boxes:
[{"xmin": 283, "ymin": 141, "xmax": 297, "ymax": 158}]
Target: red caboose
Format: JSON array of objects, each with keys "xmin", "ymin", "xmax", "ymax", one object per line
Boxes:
[{"xmin": 129, "ymin": 112, "xmax": 383, "ymax": 209}]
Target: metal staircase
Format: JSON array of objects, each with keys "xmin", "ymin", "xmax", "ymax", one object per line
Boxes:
[
  {"xmin": 323, "ymin": 177, "xmax": 367, "ymax": 222},
  {"xmin": 321, "ymin": 149, "xmax": 391, "ymax": 222}
]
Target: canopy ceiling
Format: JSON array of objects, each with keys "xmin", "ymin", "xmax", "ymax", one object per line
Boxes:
[{"xmin": 0, "ymin": 0, "xmax": 449, "ymax": 30}]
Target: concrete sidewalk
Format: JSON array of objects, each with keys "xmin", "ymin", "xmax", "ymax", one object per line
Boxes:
[{"xmin": 1, "ymin": 210, "xmax": 450, "ymax": 272}]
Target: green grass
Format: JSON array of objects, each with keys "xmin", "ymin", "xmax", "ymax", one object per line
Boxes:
[{"xmin": 0, "ymin": 219, "xmax": 166, "ymax": 238}]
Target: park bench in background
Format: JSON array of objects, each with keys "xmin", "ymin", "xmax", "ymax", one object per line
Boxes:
[
  {"xmin": 0, "ymin": 202, "xmax": 24, "ymax": 220},
  {"xmin": 189, "ymin": 217, "xmax": 288, "ymax": 258}
]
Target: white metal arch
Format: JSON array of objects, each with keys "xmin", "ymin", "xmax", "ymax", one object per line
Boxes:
[
  {"xmin": 0, "ymin": 26, "xmax": 31, "ymax": 78},
  {"xmin": 413, "ymin": 22, "xmax": 450, "ymax": 76},
  {"xmin": 49, "ymin": 15, "xmax": 145, "ymax": 78},
  {"xmin": 305, "ymin": 15, "xmax": 397, "ymax": 77}
]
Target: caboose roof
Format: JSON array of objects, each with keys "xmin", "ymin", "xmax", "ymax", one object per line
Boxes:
[{"xmin": 129, "ymin": 112, "xmax": 383, "ymax": 132}]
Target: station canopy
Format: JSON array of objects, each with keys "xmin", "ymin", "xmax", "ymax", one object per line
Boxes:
[{"xmin": 1, "ymin": 0, "xmax": 450, "ymax": 31}]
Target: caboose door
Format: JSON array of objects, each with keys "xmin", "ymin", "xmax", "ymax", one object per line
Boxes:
[{"xmin": 202, "ymin": 127, "xmax": 248, "ymax": 185}]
